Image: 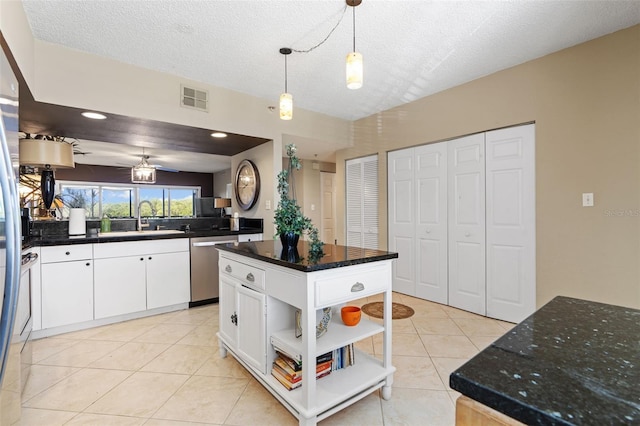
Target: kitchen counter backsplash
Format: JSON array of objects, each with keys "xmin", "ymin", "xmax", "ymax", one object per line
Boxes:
[{"xmin": 31, "ymin": 217, "xmax": 263, "ymax": 238}]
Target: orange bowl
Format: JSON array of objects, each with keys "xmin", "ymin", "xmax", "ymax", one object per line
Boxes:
[{"xmin": 341, "ymin": 306, "xmax": 362, "ymax": 326}]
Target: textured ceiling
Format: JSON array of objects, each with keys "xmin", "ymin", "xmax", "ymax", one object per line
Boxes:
[
  {"xmin": 22, "ymin": 0, "xmax": 640, "ymax": 121},
  {"xmin": 16, "ymin": 0, "xmax": 640, "ymax": 173}
]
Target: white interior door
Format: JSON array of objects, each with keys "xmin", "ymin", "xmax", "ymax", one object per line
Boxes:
[
  {"xmin": 320, "ymin": 172, "xmax": 336, "ymax": 245},
  {"xmin": 448, "ymin": 134, "xmax": 486, "ymax": 315},
  {"xmin": 486, "ymin": 124, "xmax": 536, "ymax": 323},
  {"xmin": 388, "ymin": 149, "xmax": 415, "ymax": 295},
  {"xmin": 415, "ymin": 143, "xmax": 448, "ymax": 304}
]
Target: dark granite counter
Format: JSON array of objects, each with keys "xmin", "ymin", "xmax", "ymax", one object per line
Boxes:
[
  {"xmin": 450, "ymin": 296, "xmax": 640, "ymax": 425},
  {"xmin": 216, "ymin": 240, "xmax": 398, "ymax": 272},
  {"xmin": 23, "ymin": 228, "xmax": 264, "ymax": 248}
]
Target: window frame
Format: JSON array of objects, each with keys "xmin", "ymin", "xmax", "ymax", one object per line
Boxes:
[{"xmin": 56, "ymin": 180, "xmax": 201, "ymax": 219}]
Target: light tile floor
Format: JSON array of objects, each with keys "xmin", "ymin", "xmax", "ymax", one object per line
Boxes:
[{"xmin": 21, "ymin": 293, "xmax": 514, "ymax": 425}]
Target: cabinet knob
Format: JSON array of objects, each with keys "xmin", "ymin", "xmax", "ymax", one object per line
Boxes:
[
  {"xmin": 148, "ymin": 257, "xmax": 152, "ymax": 260},
  {"xmin": 140, "ymin": 257, "xmax": 144, "ymax": 261},
  {"xmin": 85, "ymin": 262, "xmax": 90, "ymax": 266},
  {"xmin": 231, "ymin": 312, "xmax": 238, "ymax": 325},
  {"xmin": 246, "ymin": 273, "xmax": 254, "ymax": 282},
  {"xmin": 225, "ymin": 265, "xmax": 232, "ymax": 273},
  {"xmin": 426, "ymin": 229, "xmax": 431, "ymax": 234},
  {"xmin": 465, "ymin": 232, "xmax": 471, "ymax": 237},
  {"xmin": 65, "ymin": 251, "xmax": 70, "ymax": 255}
]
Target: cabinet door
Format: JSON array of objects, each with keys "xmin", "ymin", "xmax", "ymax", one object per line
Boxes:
[
  {"xmin": 218, "ymin": 277, "xmax": 237, "ymax": 348},
  {"xmin": 237, "ymin": 285, "xmax": 266, "ymax": 374},
  {"xmin": 146, "ymin": 251, "xmax": 190, "ymax": 309},
  {"xmin": 94, "ymin": 256, "xmax": 146, "ymax": 319},
  {"xmin": 41, "ymin": 260, "xmax": 94, "ymax": 328}
]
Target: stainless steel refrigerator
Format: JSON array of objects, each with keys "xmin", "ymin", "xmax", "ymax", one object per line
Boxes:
[{"xmin": 0, "ymin": 47, "xmax": 24, "ymax": 423}]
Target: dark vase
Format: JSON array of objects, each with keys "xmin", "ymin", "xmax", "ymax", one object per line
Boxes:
[
  {"xmin": 280, "ymin": 231, "xmax": 300, "ymax": 263},
  {"xmin": 40, "ymin": 167, "xmax": 55, "ymax": 210}
]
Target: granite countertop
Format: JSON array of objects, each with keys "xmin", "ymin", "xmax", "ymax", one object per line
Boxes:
[
  {"xmin": 216, "ymin": 240, "xmax": 398, "ymax": 272},
  {"xmin": 450, "ymin": 296, "xmax": 640, "ymax": 425},
  {"xmin": 24, "ymin": 227, "xmax": 264, "ymax": 248}
]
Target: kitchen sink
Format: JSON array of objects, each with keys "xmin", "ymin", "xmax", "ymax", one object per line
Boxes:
[{"xmin": 98, "ymin": 230, "xmax": 185, "ymax": 237}]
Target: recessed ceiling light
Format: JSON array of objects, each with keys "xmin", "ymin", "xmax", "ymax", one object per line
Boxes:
[
  {"xmin": 81, "ymin": 111, "xmax": 107, "ymax": 120},
  {"xmin": 211, "ymin": 132, "xmax": 227, "ymax": 138}
]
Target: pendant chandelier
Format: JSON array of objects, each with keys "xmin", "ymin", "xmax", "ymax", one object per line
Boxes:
[
  {"xmin": 131, "ymin": 150, "xmax": 156, "ymax": 184},
  {"xmin": 346, "ymin": 0, "xmax": 363, "ymax": 90},
  {"xmin": 279, "ymin": 47, "xmax": 293, "ymax": 121},
  {"xmin": 275, "ymin": 0, "xmax": 365, "ymax": 120}
]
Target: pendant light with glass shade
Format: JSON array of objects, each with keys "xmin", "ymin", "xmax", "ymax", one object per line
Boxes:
[
  {"xmin": 346, "ymin": 0, "xmax": 363, "ymax": 90},
  {"xmin": 279, "ymin": 47, "xmax": 293, "ymax": 120}
]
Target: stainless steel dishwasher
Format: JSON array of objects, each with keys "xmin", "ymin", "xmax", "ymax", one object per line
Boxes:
[{"xmin": 190, "ymin": 236, "xmax": 237, "ymax": 307}]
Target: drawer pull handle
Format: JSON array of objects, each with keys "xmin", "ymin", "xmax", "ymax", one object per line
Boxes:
[
  {"xmin": 65, "ymin": 251, "xmax": 70, "ymax": 255},
  {"xmin": 231, "ymin": 312, "xmax": 238, "ymax": 325},
  {"xmin": 246, "ymin": 273, "xmax": 254, "ymax": 282},
  {"xmin": 351, "ymin": 282, "xmax": 365, "ymax": 292},
  {"xmin": 225, "ymin": 265, "xmax": 232, "ymax": 273}
]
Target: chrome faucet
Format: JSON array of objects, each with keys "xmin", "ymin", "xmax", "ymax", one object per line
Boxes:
[{"xmin": 137, "ymin": 200, "xmax": 156, "ymax": 231}]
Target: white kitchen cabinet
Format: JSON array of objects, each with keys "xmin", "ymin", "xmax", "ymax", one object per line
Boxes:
[
  {"xmin": 217, "ymin": 245, "xmax": 395, "ymax": 426},
  {"xmin": 40, "ymin": 245, "xmax": 94, "ymax": 329},
  {"xmin": 94, "ymin": 255, "xmax": 146, "ymax": 319},
  {"xmin": 218, "ymin": 255, "xmax": 267, "ymax": 374},
  {"xmin": 237, "ymin": 233, "xmax": 263, "ymax": 242},
  {"xmin": 93, "ymin": 239, "xmax": 190, "ymax": 318},
  {"xmin": 146, "ymin": 251, "xmax": 190, "ymax": 309}
]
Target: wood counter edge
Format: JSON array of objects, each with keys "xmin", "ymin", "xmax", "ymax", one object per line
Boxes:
[{"xmin": 456, "ymin": 395, "xmax": 526, "ymax": 426}]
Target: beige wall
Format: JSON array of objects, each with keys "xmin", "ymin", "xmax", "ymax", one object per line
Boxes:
[
  {"xmin": 336, "ymin": 24, "xmax": 640, "ymax": 310},
  {"xmin": 231, "ymin": 140, "xmax": 279, "ymax": 238}
]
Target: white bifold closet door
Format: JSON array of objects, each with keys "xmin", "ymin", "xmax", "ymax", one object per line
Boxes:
[
  {"xmin": 485, "ymin": 125, "xmax": 535, "ymax": 322},
  {"xmin": 415, "ymin": 143, "xmax": 448, "ymax": 303},
  {"xmin": 387, "ymin": 149, "xmax": 415, "ymax": 295},
  {"xmin": 448, "ymin": 134, "xmax": 486, "ymax": 315}
]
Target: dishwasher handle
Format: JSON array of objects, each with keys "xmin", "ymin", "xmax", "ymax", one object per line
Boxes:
[{"xmin": 192, "ymin": 240, "xmax": 236, "ymax": 247}]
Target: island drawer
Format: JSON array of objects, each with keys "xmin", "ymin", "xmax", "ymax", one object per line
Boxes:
[
  {"xmin": 314, "ymin": 265, "xmax": 388, "ymax": 307},
  {"xmin": 219, "ymin": 255, "xmax": 265, "ymax": 291},
  {"xmin": 41, "ymin": 244, "xmax": 93, "ymax": 263}
]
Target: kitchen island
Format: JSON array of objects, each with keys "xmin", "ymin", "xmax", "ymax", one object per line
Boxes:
[
  {"xmin": 450, "ymin": 296, "xmax": 640, "ymax": 425},
  {"xmin": 216, "ymin": 240, "xmax": 398, "ymax": 426}
]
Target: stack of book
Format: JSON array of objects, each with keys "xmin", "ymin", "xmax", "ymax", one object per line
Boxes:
[
  {"xmin": 331, "ymin": 343, "xmax": 355, "ymax": 371},
  {"xmin": 271, "ymin": 350, "xmax": 333, "ymax": 391}
]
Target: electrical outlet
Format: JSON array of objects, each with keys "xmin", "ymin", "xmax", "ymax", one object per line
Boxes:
[
  {"xmin": 265, "ymin": 200, "xmax": 271, "ymax": 210},
  {"xmin": 582, "ymin": 193, "xmax": 594, "ymax": 207}
]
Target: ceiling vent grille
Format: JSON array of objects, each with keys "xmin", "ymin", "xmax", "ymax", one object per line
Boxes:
[{"xmin": 181, "ymin": 85, "xmax": 208, "ymax": 111}]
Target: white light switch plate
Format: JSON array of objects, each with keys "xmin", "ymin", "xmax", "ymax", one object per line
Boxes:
[{"xmin": 582, "ymin": 193, "xmax": 594, "ymax": 207}]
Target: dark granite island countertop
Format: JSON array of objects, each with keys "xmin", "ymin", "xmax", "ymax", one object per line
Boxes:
[
  {"xmin": 450, "ymin": 296, "xmax": 640, "ymax": 425},
  {"xmin": 216, "ymin": 240, "xmax": 398, "ymax": 272}
]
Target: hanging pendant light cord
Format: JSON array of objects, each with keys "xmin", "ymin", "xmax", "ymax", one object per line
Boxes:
[
  {"xmin": 291, "ymin": 4, "xmax": 348, "ymax": 54},
  {"xmin": 352, "ymin": 3, "xmax": 356, "ymax": 52},
  {"xmin": 284, "ymin": 54, "xmax": 288, "ymax": 93}
]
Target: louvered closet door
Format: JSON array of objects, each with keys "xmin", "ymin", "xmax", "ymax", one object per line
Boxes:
[
  {"xmin": 448, "ymin": 134, "xmax": 486, "ymax": 316},
  {"xmin": 346, "ymin": 155, "xmax": 379, "ymax": 249},
  {"xmin": 486, "ymin": 124, "xmax": 535, "ymax": 323},
  {"xmin": 415, "ymin": 143, "xmax": 448, "ymax": 304},
  {"xmin": 388, "ymin": 149, "xmax": 415, "ymax": 295},
  {"xmin": 346, "ymin": 160, "xmax": 363, "ymax": 247}
]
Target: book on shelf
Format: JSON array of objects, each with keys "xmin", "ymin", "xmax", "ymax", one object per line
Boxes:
[
  {"xmin": 275, "ymin": 350, "xmax": 301, "ymax": 372},
  {"xmin": 271, "ymin": 368, "xmax": 302, "ymax": 391}
]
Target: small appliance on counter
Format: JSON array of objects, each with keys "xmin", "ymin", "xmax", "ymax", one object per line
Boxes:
[{"xmin": 20, "ymin": 208, "xmax": 31, "ymax": 240}]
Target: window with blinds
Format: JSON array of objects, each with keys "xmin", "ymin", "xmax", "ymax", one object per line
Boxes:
[{"xmin": 346, "ymin": 155, "xmax": 378, "ymax": 249}]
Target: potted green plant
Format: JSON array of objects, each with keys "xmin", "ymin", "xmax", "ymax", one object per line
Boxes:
[{"xmin": 274, "ymin": 144, "xmax": 324, "ymax": 262}]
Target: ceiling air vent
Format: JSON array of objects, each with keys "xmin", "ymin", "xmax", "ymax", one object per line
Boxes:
[{"xmin": 181, "ymin": 85, "xmax": 208, "ymax": 111}]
